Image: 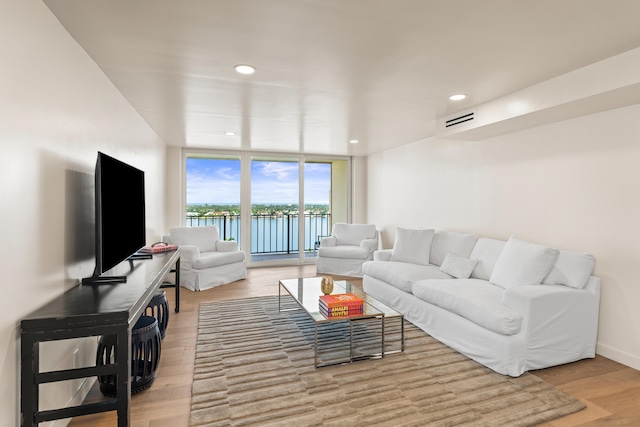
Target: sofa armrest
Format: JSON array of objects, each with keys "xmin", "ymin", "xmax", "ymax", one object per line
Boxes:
[
  {"xmin": 374, "ymin": 249, "xmax": 393, "ymax": 261},
  {"xmin": 360, "ymin": 238, "xmax": 378, "ymax": 253},
  {"xmin": 216, "ymin": 240, "xmax": 238, "ymax": 252},
  {"xmin": 320, "ymin": 236, "xmax": 337, "ymax": 247},
  {"xmin": 502, "ymin": 276, "xmax": 601, "ymax": 352},
  {"xmin": 178, "ymin": 245, "xmax": 200, "ymax": 263}
]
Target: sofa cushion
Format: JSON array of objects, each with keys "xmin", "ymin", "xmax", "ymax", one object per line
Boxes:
[
  {"xmin": 489, "ymin": 237, "xmax": 559, "ymax": 289},
  {"xmin": 543, "ymin": 250, "xmax": 596, "ymax": 289},
  {"xmin": 470, "ymin": 237, "xmax": 507, "ymax": 280},
  {"xmin": 412, "ymin": 279, "xmax": 523, "ymax": 336},
  {"xmin": 193, "ymin": 250, "xmax": 245, "ymax": 269},
  {"xmin": 363, "ymin": 260, "xmax": 450, "ymax": 293},
  {"xmin": 439, "ymin": 253, "xmax": 478, "ymax": 279},
  {"xmin": 318, "ymin": 245, "xmax": 371, "ymax": 260},
  {"xmin": 429, "ymin": 230, "xmax": 478, "ymax": 266},
  {"xmin": 333, "ymin": 223, "xmax": 377, "ymax": 246},
  {"xmin": 390, "ymin": 228, "xmax": 434, "ymax": 266},
  {"xmin": 170, "ymin": 226, "xmax": 219, "ymax": 253}
]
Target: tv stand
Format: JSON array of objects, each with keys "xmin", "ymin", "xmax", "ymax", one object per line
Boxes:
[{"xmin": 20, "ymin": 249, "xmax": 180, "ymax": 427}]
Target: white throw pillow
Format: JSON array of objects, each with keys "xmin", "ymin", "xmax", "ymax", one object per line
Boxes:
[
  {"xmin": 489, "ymin": 236, "xmax": 559, "ymax": 289},
  {"xmin": 470, "ymin": 237, "xmax": 507, "ymax": 280},
  {"xmin": 439, "ymin": 253, "xmax": 479, "ymax": 279},
  {"xmin": 429, "ymin": 230, "xmax": 478, "ymax": 266},
  {"xmin": 390, "ymin": 228, "xmax": 435, "ymax": 266},
  {"xmin": 543, "ymin": 250, "xmax": 596, "ymax": 289}
]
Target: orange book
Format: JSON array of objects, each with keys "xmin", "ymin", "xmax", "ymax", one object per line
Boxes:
[
  {"xmin": 320, "ymin": 305, "xmax": 364, "ymax": 317},
  {"xmin": 319, "ymin": 293, "xmax": 363, "ymax": 308}
]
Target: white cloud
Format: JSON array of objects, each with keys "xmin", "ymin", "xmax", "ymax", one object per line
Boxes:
[{"xmin": 257, "ymin": 161, "xmax": 298, "ymax": 179}]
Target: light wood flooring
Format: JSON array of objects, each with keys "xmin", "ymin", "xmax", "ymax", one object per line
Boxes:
[{"xmin": 69, "ymin": 264, "xmax": 640, "ymax": 426}]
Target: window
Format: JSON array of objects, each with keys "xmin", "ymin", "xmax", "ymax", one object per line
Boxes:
[{"xmin": 185, "ymin": 151, "xmax": 349, "ymax": 265}]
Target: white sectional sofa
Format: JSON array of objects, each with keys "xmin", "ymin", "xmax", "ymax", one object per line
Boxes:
[{"xmin": 362, "ymin": 228, "xmax": 600, "ymax": 377}]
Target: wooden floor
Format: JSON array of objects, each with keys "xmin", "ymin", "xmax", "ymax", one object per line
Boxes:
[{"xmin": 69, "ymin": 265, "xmax": 640, "ymax": 427}]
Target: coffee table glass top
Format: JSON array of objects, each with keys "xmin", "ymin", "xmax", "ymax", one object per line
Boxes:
[{"xmin": 278, "ymin": 277, "xmax": 401, "ymax": 322}]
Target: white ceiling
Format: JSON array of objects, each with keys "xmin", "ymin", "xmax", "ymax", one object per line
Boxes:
[{"xmin": 44, "ymin": 0, "xmax": 640, "ymax": 156}]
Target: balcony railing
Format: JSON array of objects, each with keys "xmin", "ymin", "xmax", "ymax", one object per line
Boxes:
[{"xmin": 185, "ymin": 213, "xmax": 331, "ymax": 254}]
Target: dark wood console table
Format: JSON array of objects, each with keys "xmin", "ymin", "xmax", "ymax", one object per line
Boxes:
[{"xmin": 20, "ymin": 249, "xmax": 181, "ymax": 427}]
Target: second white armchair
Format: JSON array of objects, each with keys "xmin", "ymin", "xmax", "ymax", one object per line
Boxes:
[{"xmin": 316, "ymin": 223, "xmax": 379, "ymax": 277}]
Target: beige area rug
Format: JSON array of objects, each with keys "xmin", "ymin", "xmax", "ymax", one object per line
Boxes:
[{"xmin": 190, "ymin": 296, "xmax": 584, "ymax": 426}]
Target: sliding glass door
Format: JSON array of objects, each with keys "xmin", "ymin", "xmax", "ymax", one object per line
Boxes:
[
  {"xmin": 185, "ymin": 151, "xmax": 349, "ymax": 266},
  {"xmin": 185, "ymin": 154, "xmax": 242, "ymax": 245},
  {"xmin": 250, "ymin": 156, "xmax": 300, "ymax": 263},
  {"xmin": 304, "ymin": 160, "xmax": 333, "ymax": 255}
]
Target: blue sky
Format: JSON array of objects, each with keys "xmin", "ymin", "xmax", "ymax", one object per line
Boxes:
[{"xmin": 186, "ymin": 158, "xmax": 330, "ymax": 204}]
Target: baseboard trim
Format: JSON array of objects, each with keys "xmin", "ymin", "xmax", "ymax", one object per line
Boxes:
[
  {"xmin": 597, "ymin": 342, "xmax": 640, "ymax": 371},
  {"xmin": 51, "ymin": 377, "xmax": 96, "ymax": 427}
]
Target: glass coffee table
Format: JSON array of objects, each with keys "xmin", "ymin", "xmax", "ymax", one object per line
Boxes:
[{"xmin": 278, "ymin": 277, "xmax": 404, "ymax": 368}]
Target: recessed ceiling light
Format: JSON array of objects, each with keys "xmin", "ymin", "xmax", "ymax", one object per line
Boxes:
[
  {"xmin": 234, "ymin": 64, "xmax": 256, "ymax": 75},
  {"xmin": 349, "ymin": 139, "xmax": 359, "ymax": 144},
  {"xmin": 449, "ymin": 94, "xmax": 466, "ymax": 101},
  {"xmin": 224, "ymin": 131, "xmax": 236, "ymax": 136}
]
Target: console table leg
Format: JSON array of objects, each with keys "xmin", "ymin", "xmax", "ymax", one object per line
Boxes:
[
  {"xmin": 20, "ymin": 333, "xmax": 38, "ymax": 427},
  {"xmin": 115, "ymin": 325, "xmax": 131, "ymax": 427}
]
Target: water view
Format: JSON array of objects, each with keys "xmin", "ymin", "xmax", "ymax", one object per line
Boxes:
[
  {"xmin": 185, "ymin": 157, "xmax": 334, "ymax": 257},
  {"xmin": 186, "ymin": 204, "xmax": 331, "ymax": 254}
]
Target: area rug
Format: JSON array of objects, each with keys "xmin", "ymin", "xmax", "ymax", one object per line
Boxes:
[{"xmin": 190, "ymin": 296, "xmax": 584, "ymax": 426}]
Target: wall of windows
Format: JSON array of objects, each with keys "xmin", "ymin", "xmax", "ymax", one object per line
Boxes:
[{"xmin": 182, "ymin": 150, "xmax": 350, "ymax": 266}]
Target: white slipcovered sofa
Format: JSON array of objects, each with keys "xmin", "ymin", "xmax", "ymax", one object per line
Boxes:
[
  {"xmin": 316, "ymin": 223, "xmax": 379, "ymax": 277},
  {"xmin": 363, "ymin": 228, "xmax": 600, "ymax": 377},
  {"xmin": 165, "ymin": 226, "xmax": 246, "ymax": 291}
]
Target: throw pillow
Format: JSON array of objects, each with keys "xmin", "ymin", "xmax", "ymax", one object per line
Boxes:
[
  {"xmin": 390, "ymin": 228, "xmax": 435, "ymax": 266},
  {"xmin": 429, "ymin": 230, "xmax": 478, "ymax": 266},
  {"xmin": 489, "ymin": 236, "xmax": 559, "ymax": 289},
  {"xmin": 439, "ymin": 253, "xmax": 479, "ymax": 279},
  {"xmin": 469, "ymin": 237, "xmax": 507, "ymax": 280},
  {"xmin": 543, "ymin": 250, "xmax": 596, "ymax": 289}
]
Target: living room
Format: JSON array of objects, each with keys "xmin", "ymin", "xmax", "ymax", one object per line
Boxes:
[{"xmin": 3, "ymin": 1, "xmax": 640, "ymax": 426}]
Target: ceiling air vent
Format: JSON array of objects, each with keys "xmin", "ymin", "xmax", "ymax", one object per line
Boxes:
[{"xmin": 445, "ymin": 110, "xmax": 475, "ymax": 128}]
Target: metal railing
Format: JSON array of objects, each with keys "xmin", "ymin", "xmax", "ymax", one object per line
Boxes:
[{"xmin": 185, "ymin": 213, "xmax": 331, "ymax": 254}]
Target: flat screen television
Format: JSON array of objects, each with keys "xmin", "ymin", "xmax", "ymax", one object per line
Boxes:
[{"xmin": 82, "ymin": 152, "xmax": 147, "ymax": 284}]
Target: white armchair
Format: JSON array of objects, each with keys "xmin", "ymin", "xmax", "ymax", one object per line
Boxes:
[
  {"xmin": 166, "ymin": 226, "xmax": 246, "ymax": 291},
  {"xmin": 316, "ymin": 223, "xmax": 379, "ymax": 277}
]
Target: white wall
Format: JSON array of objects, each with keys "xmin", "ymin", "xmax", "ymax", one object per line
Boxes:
[
  {"xmin": 165, "ymin": 146, "xmax": 185, "ymax": 229},
  {"xmin": 367, "ymin": 103, "xmax": 640, "ymax": 370},
  {"xmin": 352, "ymin": 156, "xmax": 368, "ymax": 224},
  {"xmin": 0, "ymin": 1, "xmax": 167, "ymax": 426}
]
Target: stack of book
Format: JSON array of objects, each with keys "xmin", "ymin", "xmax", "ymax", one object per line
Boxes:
[{"xmin": 319, "ymin": 293, "xmax": 364, "ymax": 317}]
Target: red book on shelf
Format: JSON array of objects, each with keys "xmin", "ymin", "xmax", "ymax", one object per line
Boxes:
[{"xmin": 139, "ymin": 242, "xmax": 178, "ymax": 254}]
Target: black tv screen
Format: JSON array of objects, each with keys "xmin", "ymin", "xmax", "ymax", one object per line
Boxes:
[{"xmin": 84, "ymin": 152, "xmax": 146, "ymax": 284}]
